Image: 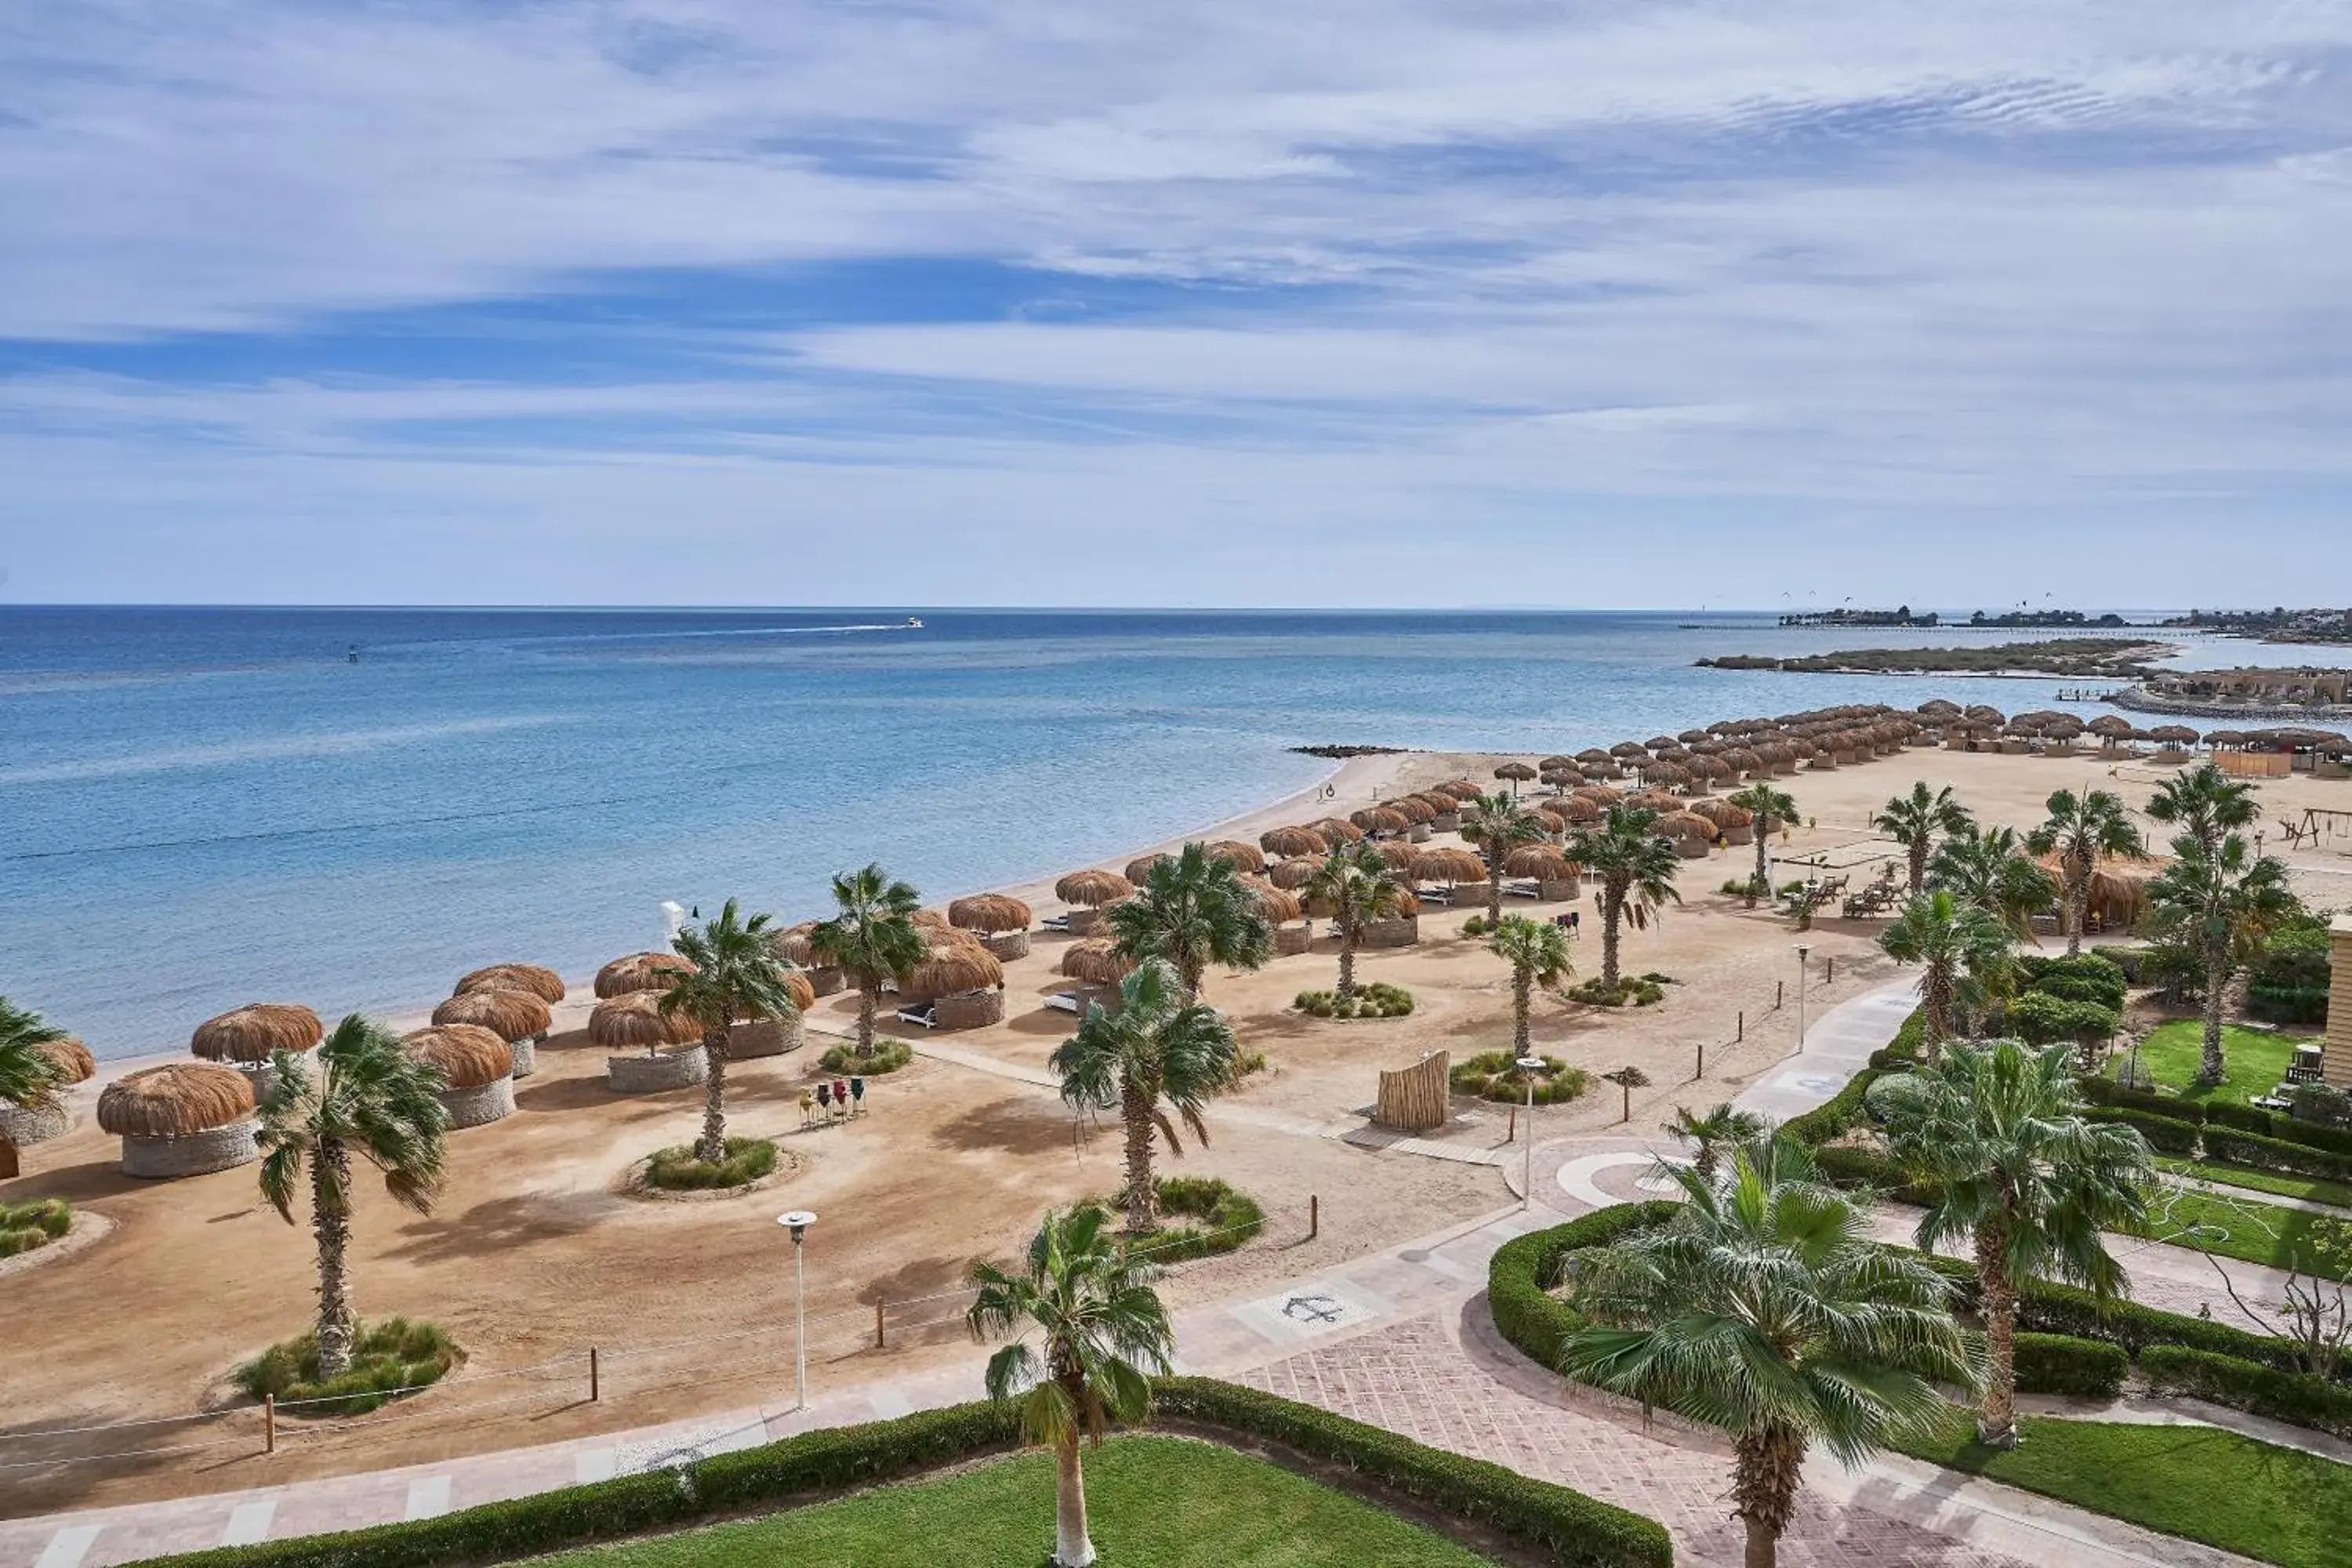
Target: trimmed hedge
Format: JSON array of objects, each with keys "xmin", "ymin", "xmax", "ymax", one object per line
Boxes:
[
  {"xmin": 1157, "ymin": 1378, "xmax": 1673, "ymax": 1568},
  {"xmin": 1487, "ymin": 1201, "xmax": 1680, "ymax": 1372},
  {"xmin": 2082, "ymin": 1106, "xmax": 2200, "ymax": 1156},
  {"xmin": 2077, "ymin": 1080, "xmax": 2352, "ymax": 1159},
  {"xmin": 2249, "ymin": 984, "xmax": 2331, "ymax": 1027},
  {"xmin": 138, "ymin": 1382, "xmax": 1674, "ymax": 1568},
  {"xmin": 2201, "ymin": 1127, "xmax": 2352, "ymax": 1185},
  {"xmin": 2012, "ymin": 1332, "xmax": 2128, "ymax": 1399},
  {"xmin": 1778, "ymin": 1067, "xmax": 1885, "ymax": 1149},
  {"xmin": 2141, "ymin": 1347, "xmax": 2352, "ymax": 1440},
  {"xmin": 1923, "ymin": 1258, "xmax": 2327, "ymax": 1380}
]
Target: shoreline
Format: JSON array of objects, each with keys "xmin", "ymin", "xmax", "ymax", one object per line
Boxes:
[{"xmin": 67, "ymin": 747, "xmax": 1439, "ymax": 1086}]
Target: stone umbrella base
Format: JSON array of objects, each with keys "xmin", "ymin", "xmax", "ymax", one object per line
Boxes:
[
  {"xmin": 439, "ymin": 1075, "xmax": 517, "ymax": 1129},
  {"xmin": 120, "ymin": 1120, "xmax": 260, "ymax": 1179},
  {"xmin": 608, "ymin": 1046, "xmax": 710, "ymax": 1094}
]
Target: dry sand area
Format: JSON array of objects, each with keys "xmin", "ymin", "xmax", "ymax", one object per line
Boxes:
[{"xmin": 6, "ymin": 739, "xmax": 2350, "ymax": 1516}]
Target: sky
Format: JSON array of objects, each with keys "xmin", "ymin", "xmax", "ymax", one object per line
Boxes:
[{"xmin": 2, "ymin": 1, "xmax": 2350, "ymax": 608}]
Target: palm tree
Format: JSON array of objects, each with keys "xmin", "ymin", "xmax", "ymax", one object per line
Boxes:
[
  {"xmin": 1568, "ymin": 806, "xmax": 1682, "ymax": 989},
  {"xmin": 1872, "ymin": 782, "xmax": 1974, "ymax": 895},
  {"xmin": 1301, "ymin": 840, "xmax": 1405, "ymax": 1001},
  {"xmin": 811, "ymin": 862, "xmax": 927, "ymax": 1063},
  {"xmin": 1882, "ymin": 1039, "xmax": 2150, "ymax": 1447},
  {"xmin": 2146, "ymin": 761, "xmax": 2259, "ymax": 858},
  {"xmin": 1563, "ymin": 1145, "xmax": 1976, "ymax": 1568},
  {"xmin": 1727, "ymin": 780, "xmax": 1798, "ymax": 903},
  {"xmin": 256, "ymin": 1016, "xmax": 450, "ymax": 1379},
  {"xmin": 968, "ymin": 1204, "xmax": 1176, "ymax": 1568},
  {"xmin": 659, "ymin": 899, "xmax": 804, "ymax": 1164},
  {"xmin": 1050, "ymin": 960, "xmax": 1237, "ymax": 1233},
  {"xmin": 2025, "ymin": 788, "xmax": 2145, "ymax": 956},
  {"xmin": 2146, "ymin": 831, "xmax": 2300, "ymax": 1087},
  {"xmin": 1486, "ymin": 916, "xmax": 1572, "ymax": 1058},
  {"xmin": 0, "ymin": 997, "xmax": 70, "ymax": 1182},
  {"xmin": 1661, "ymin": 1101, "xmax": 1765, "ymax": 1185},
  {"xmin": 1458, "ymin": 791, "xmax": 1547, "ymax": 927},
  {"xmin": 1878, "ymin": 889, "xmax": 2014, "ymax": 1057},
  {"xmin": 1927, "ymin": 823, "xmax": 2057, "ymax": 940},
  {"xmin": 1106, "ymin": 841, "xmax": 1272, "ymax": 1001}
]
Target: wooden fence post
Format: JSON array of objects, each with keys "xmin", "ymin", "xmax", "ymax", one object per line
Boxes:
[
  {"xmin": 1737, "ymin": 1010, "xmax": 1744, "ymax": 1042},
  {"xmin": 1309, "ymin": 1194, "xmax": 1319, "ymax": 1240},
  {"xmin": 263, "ymin": 1394, "xmax": 275, "ymax": 1455},
  {"xmin": 876, "ymin": 1300, "xmax": 887, "ymax": 1351},
  {"xmin": 1694, "ymin": 1040, "xmax": 1704, "ymax": 1082},
  {"xmin": 1777, "ymin": 980, "xmax": 1785, "ymax": 1008},
  {"xmin": 1826, "ymin": 956, "xmax": 1835, "ymax": 985},
  {"xmin": 589, "ymin": 1347, "xmax": 599, "ymax": 1403},
  {"xmin": 1506, "ymin": 1105, "xmax": 1517, "ymax": 1142}
]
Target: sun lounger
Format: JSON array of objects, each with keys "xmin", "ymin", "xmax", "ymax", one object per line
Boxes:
[
  {"xmin": 1046, "ymin": 991, "xmax": 1083, "ymax": 1014},
  {"xmin": 894, "ymin": 1003, "xmax": 937, "ymax": 1029},
  {"xmin": 1411, "ymin": 884, "xmax": 1456, "ymax": 905},
  {"xmin": 1040, "ymin": 913, "xmax": 1073, "ymax": 932},
  {"xmin": 1504, "ymin": 878, "xmax": 1543, "ymax": 899}
]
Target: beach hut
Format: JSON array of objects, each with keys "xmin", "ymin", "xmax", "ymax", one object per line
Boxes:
[
  {"xmin": 0, "ymin": 1036, "xmax": 96, "ymax": 1149},
  {"xmin": 97, "ymin": 1062, "xmax": 258, "ymax": 1179},
  {"xmin": 590, "ymin": 993, "xmax": 707, "ymax": 1094},
  {"xmin": 949, "ymin": 892, "xmax": 1035, "ymax": 961},
  {"xmin": 430, "ymin": 987, "xmax": 551, "ymax": 1078},
  {"xmin": 454, "ymin": 964, "xmax": 567, "ymax": 1004},
  {"xmin": 594, "ymin": 951, "xmax": 690, "ymax": 999},
  {"xmin": 191, "ymin": 1004, "xmax": 323, "ymax": 1099},
  {"xmin": 1054, "ymin": 869, "xmax": 1134, "ymax": 937},
  {"xmin": 1260, "ymin": 826, "xmax": 1327, "ymax": 858},
  {"xmin": 401, "ymin": 1025, "xmax": 517, "ymax": 1129}
]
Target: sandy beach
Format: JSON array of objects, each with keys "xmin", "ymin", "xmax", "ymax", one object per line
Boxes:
[{"xmin": 6, "ymin": 738, "xmax": 2350, "ymax": 1518}]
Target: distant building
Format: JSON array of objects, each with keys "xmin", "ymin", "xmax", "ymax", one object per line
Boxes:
[
  {"xmin": 2137, "ymin": 667, "xmax": 2352, "ymax": 708},
  {"xmin": 1777, "ymin": 606, "xmax": 1938, "ymax": 628},
  {"xmin": 2327, "ymin": 915, "xmax": 2352, "ymax": 1087}
]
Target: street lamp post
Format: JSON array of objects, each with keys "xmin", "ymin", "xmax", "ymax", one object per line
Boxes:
[
  {"xmin": 778, "ymin": 1210, "xmax": 818, "ymax": 1410},
  {"xmin": 1516, "ymin": 1054, "xmax": 1544, "ymax": 1209},
  {"xmin": 1794, "ymin": 945, "xmax": 1812, "ymax": 1052}
]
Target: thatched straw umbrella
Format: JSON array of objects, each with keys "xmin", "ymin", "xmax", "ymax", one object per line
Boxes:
[
  {"xmin": 0, "ymin": 1036, "xmax": 98, "ymax": 1148},
  {"xmin": 1494, "ymin": 762, "xmax": 1537, "ymax": 795},
  {"xmin": 594, "ymin": 951, "xmax": 690, "ymax": 999},
  {"xmin": 1575, "ymin": 783, "xmax": 1624, "ymax": 807},
  {"xmin": 1558, "ymin": 795, "xmax": 1604, "ymax": 824},
  {"xmin": 1411, "ymin": 847, "xmax": 1489, "ymax": 887},
  {"xmin": 1062, "ymin": 939, "xmax": 1135, "ymax": 985},
  {"xmin": 901, "ymin": 945, "xmax": 1005, "ymax": 1005},
  {"xmin": 1241, "ymin": 877, "xmax": 1304, "ymax": 926},
  {"xmin": 1261, "ymin": 826, "xmax": 1328, "ymax": 858},
  {"xmin": 191, "ymin": 1004, "xmax": 321, "ymax": 1064},
  {"xmin": 1661, "ymin": 811, "xmax": 1720, "ymax": 858},
  {"xmin": 35, "ymin": 1036, "xmax": 96, "ymax": 1085},
  {"xmin": 1529, "ymin": 807, "xmax": 1567, "ymax": 836},
  {"xmin": 1539, "ymin": 755, "xmax": 1577, "ymax": 773},
  {"xmin": 1125, "ymin": 853, "xmax": 1173, "ymax": 884},
  {"xmin": 1054, "ymin": 869, "xmax": 1133, "ymax": 936},
  {"xmin": 431, "ymin": 987, "xmax": 552, "ymax": 1077},
  {"xmin": 589, "ymin": 992, "xmax": 700, "ymax": 1051},
  {"xmin": 767, "ymin": 922, "xmax": 845, "ymax": 997},
  {"xmin": 949, "ymin": 891, "xmax": 1035, "ymax": 961},
  {"xmin": 454, "ymin": 964, "xmax": 566, "ymax": 1004},
  {"xmin": 1388, "ymin": 796, "xmax": 1438, "ymax": 826},
  {"xmin": 1435, "ymin": 779, "xmax": 1484, "ymax": 800},
  {"xmin": 2148, "ymin": 724, "xmax": 2200, "ymax": 750},
  {"xmin": 1374, "ymin": 840, "xmax": 1420, "ymax": 871},
  {"xmin": 1269, "ymin": 857, "xmax": 1319, "ymax": 890},
  {"xmin": 401, "ymin": 1025, "xmax": 516, "ymax": 1128},
  {"xmin": 98, "ymin": 1062, "xmax": 258, "ymax": 1178},
  {"xmin": 1352, "ymin": 806, "xmax": 1410, "ymax": 835},
  {"xmin": 1204, "ymin": 840, "xmax": 1267, "ymax": 873},
  {"xmin": 1312, "ymin": 816, "xmax": 1367, "ymax": 842}
]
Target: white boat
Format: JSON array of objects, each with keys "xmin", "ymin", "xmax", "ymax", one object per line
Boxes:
[{"xmin": 905, "ymin": 616, "xmax": 924, "ymax": 628}]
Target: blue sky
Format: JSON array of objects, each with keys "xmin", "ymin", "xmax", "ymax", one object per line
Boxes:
[{"xmin": 3, "ymin": 1, "xmax": 2350, "ymax": 607}]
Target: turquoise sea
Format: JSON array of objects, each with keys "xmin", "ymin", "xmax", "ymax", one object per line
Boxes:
[{"xmin": 0, "ymin": 607, "xmax": 2249, "ymax": 1058}]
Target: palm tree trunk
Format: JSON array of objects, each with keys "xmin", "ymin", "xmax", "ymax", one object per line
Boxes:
[
  {"xmin": 1751, "ymin": 827, "xmax": 1770, "ymax": 906},
  {"xmin": 1120, "ymin": 1079, "xmax": 1158, "ymax": 1232},
  {"xmin": 1486, "ymin": 852, "xmax": 1504, "ymax": 927},
  {"xmin": 1512, "ymin": 971, "xmax": 1532, "ymax": 1056},
  {"xmin": 1601, "ymin": 880, "xmax": 1624, "ymax": 987},
  {"xmin": 1180, "ymin": 956, "xmax": 1205, "ymax": 1004},
  {"xmin": 857, "ymin": 982, "xmax": 878, "ymax": 1059},
  {"xmin": 1732, "ymin": 1424, "xmax": 1802, "ymax": 1568},
  {"xmin": 699, "ymin": 1024, "xmax": 730, "ymax": 1164},
  {"xmin": 1925, "ymin": 967, "xmax": 1952, "ymax": 1060},
  {"xmin": 2196, "ymin": 943, "xmax": 2230, "ymax": 1087},
  {"xmin": 1054, "ymin": 1428, "xmax": 1095, "ymax": 1567},
  {"xmin": 1977, "ymin": 1231, "xmax": 2020, "ymax": 1448},
  {"xmin": 2065, "ymin": 863, "xmax": 2089, "ymax": 957},
  {"xmin": 1909, "ymin": 841, "xmax": 1928, "ymax": 896},
  {"xmin": 312, "ymin": 1138, "xmax": 355, "ymax": 1378},
  {"xmin": 1337, "ymin": 920, "xmax": 1359, "ymax": 1000}
]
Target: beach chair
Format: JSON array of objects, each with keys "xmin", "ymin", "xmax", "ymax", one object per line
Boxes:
[
  {"xmin": 1046, "ymin": 990, "xmax": 1083, "ymax": 1014},
  {"xmin": 1504, "ymin": 878, "xmax": 1543, "ymax": 899},
  {"xmin": 1412, "ymin": 884, "xmax": 1456, "ymax": 906},
  {"xmin": 1040, "ymin": 913, "xmax": 1073, "ymax": 932},
  {"xmin": 895, "ymin": 1002, "xmax": 938, "ymax": 1029}
]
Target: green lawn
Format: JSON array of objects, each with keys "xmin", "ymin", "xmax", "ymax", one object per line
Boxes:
[
  {"xmin": 533, "ymin": 1436, "xmax": 1497, "ymax": 1567},
  {"xmin": 2138, "ymin": 1185, "xmax": 2351, "ymax": 1281},
  {"xmin": 2118, "ymin": 1021, "xmax": 2309, "ymax": 1107},
  {"xmin": 2154, "ymin": 1156, "xmax": 2352, "ymax": 1213},
  {"xmin": 1895, "ymin": 1409, "xmax": 2352, "ymax": 1568}
]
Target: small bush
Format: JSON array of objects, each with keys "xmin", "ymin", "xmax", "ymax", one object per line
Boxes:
[
  {"xmin": 2249, "ymin": 984, "xmax": 2332, "ymax": 1027},
  {"xmin": 0, "ymin": 1197, "xmax": 71, "ymax": 1256},
  {"xmin": 2007, "ymin": 990, "xmax": 2120, "ymax": 1048},
  {"xmin": 1293, "ymin": 982, "xmax": 1414, "ymax": 1020},
  {"xmin": 1459, "ymin": 914, "xmax": 1489, "ymax": 937},
  {"xmin": 1567, "ymin": 976, "xmax": 1664, "ymax": 1007},
  {"xmin": 237, "ymin": 1318, "xmax": 459, "ymax": 1417},
  {"xmin": 2292, "ymin": 1082, "xmax": 2352, "ymax": 1131},
  {"xmin": 2013, "ymin": 1332, "xmax": 2128, "ymax": 1398},
  {"xmin": 644, "ymin": 1137, "xmax": 778, "ymax": 1191},
  {"xmin": 1449, "ymin": 1050, "xmax": 1590, "ymax": 1105},
  {"xmin": 2142, "ymin": 1346, "xmax": 2352, "ymax": 1439},
  {"xmin": 818, "ymin": 1039, "xmax": 912, "ymax": 1075},
  {"xmin": 2017, "ymin": 952, "xmax": 2129, "ymax": 1010},
  {"xmin": 1118, "ymin": 1176, "xmax": 1265, "ymax": 1264},
  {"xmin": 2254, "ymin": 924, "xmax": 2334, "ymax": 993}
]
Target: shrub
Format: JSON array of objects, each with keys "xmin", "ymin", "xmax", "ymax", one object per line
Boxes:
[
  {"xmin": 2292, "ymin": 1083, "xmax": 2352, "ymax": 1131},
  {"xmin": 1777, "ymin": 1068, "xmax": 1884, "ymax": 1149},
  {"xmin": 1486, "ymin": 1203, "xmax": 1680, "ymax": 1372},
  {"xmin": 644, "ymin": 1137, "xmax": 778, "ymax": 1191},
  {"xmin": 1459, "ymin": 914, "xmax": 1489, "ymax": 937},
  {"xmin": 1294, "ymin": 982, "xmax": 1414, "ymax": 1019},
  {"xmin": 1117, "ymin": 1177, "xmax": 1265, "ymax": 1264},
  {"xmin": 2201, "ymin": 1128, "xmax": 2352, "ymax": 1185},
  {"xmin": 1449, "ymin": 1050, "xmax": 1590, "ymax": 1105},
  {"xmin": 2254, "ymin": 924, "xmax": 2334, "ymax": 993},
  {"xmin": 2007, "ymin": 990, "xmax": 2120, "ymax": 1048},
  {"xmin": 2076, "ymin": 1073, "xmax": 2185, "ymax": 1118},
  {"xmin": 0, "ymin": 1197, "xmax": 71, "ymax": 1256},
  {"xmin": 1566, "ymin": 976, "xmax": 1664, "ymax": 1007},
  {"xmin": 2012, "ymin": 1332, "xmax": 2128, "ymax": 1398},
  {"xmin": 2081, "ymin": 1105, "xmax": 2199, "ymax": 1156},
  {"xmin": 136, "ymin": 1385, "xmax": 1671, "ymax": 1568},
  {"xmin": 1155, "ymin": 1379, "xmax": 1674, "ymax": 1568},
  {"xmin": 2249, "ymin": 984, "xmax": 2332, "ymax": 1027},
  {"xmin": 237, "ymin": 1318, "xmax": 459, "ymax": 1417},
  {"xmin": 2141, "ymin": 1346, "xmax": 2352, "ymax": 1440},
  {"xmin": 2016, "ymin": 951, "xmax": 2128, "ymax": 1010},
  {"xmin": 818, "ymin": 1039, "xmax": 912, "ymax": 1075},
  {"xmin": 2200, "ymin": 1099, "xmax": 2274, "ymax": 1136}
]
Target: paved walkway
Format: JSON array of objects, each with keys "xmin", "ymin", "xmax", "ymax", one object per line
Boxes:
[{"xmin": 0, "ymin": 982, "xmax": 2273, "ymax": 1568}]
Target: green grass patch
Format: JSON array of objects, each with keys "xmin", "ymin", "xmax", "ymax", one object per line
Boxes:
[
  {"xmin": 2154, "ymin": 1156, "xmax": 2352, "ymax": 1213},
  {"xmin": 644, "ymin": 1138, "xmax": 778, "ymax": 1192},
  {"xmin": 0, "ymin": 1196, "xmax": 72, "ymax": 1258},
  {"xmin": 1893, "ymin": 1407, "xmax": 2352, "ymax": 1568},
  {"xmin": 529, "ymin": 1435, "xmax": 1498, "ymax": 1568},
  {"xmin": 237, "ymin": 1318, "xmax": 459, "ymax": 1417},
  {"xmin": 2120, "ymin": 1021, "xmax": 2308, "ymax": 1108},
  {"xmin": 2139, "ymin": 1185, "xmax": 2352, "ymax": 1281},
  {"xmin": 818, "ymin": 1040, "xmax": 913, "ymax": 1075}
]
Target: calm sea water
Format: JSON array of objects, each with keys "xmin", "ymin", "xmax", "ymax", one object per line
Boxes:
[{"xmin": 0, "ymin": 605, "xmax": 2267, "ymax": 1058}]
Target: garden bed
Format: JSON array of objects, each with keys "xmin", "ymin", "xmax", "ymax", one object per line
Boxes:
[
  {"xmin": 0, "ymin": 1196, "xmax": 72, "ymax": 1258},
  {"xmin": 817, "ymin": 1040, "xmax": 913, "ymax": 1076},
  {"xmin": 639, "ymin": 1138, "xmax": 787, "ymax": 1196},
  {"xmin": 236, "ymin": 1317, "xmax": 460, "ymax": 1417}
]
